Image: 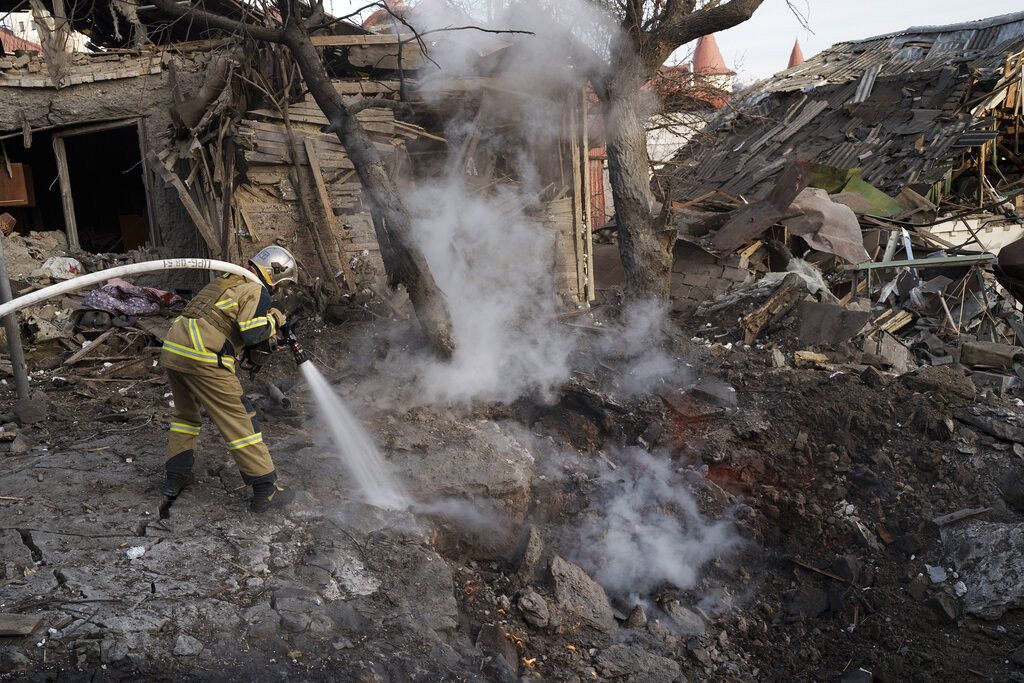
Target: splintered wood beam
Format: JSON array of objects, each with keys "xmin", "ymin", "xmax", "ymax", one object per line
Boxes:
[
  {"xmin": 147, "ymin": 153, "xmax": 220, "ymax": 253},
  {"xmin": 303, "ymin": 138, "xmax": 358, "ymax": 293},
  {"xmin": 740, "ymin": 272, "xmax": 806, "ymax": 345},
  {"xmin": 310, "ymin": 34, "xmax": 415, "ymax": 47}
]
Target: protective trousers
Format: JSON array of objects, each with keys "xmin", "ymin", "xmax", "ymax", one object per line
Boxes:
[{"xmin": 164, "ymin": 367, "xmax": 277, "ymax": 486}]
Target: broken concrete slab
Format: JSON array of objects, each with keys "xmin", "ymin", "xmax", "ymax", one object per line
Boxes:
[
  {"xmin": 970, "ymin": 371, "xmax": 1014, "ymax": 397},
  {"xmin": 0, "ymin": 613, "xmax": 42, "ymax": 636},
  {"xmin": 385, "ymin": 419, "xmax": 535, "ymax": 519},
  {"xmin": 517, "ymin": 588, "xmax": 550, "ymax": 629},
  {"xmin": 942, "ymin": 521, "xmax": 1024, "ymax": 619},
  {"xmin": 663, "ymin": 601, "xmax": 706, "ymax": 635},
  {"xmin": 13, "ymin": 393, "xmax": 47, "ymax": 425},
  {"xmin": 796, "ymin": 301, "xmax": 873, "ymax": 346},
  {"xmin": 957, "ymin": 406, "xmax": 1024, "ymax": 444},
  {"xmin": 863, "ymin": 332, "xmax": 915, "ymax": 374},
  {"xmin": 172, "ymin": 634, "xmax": 203, "ymax": 657},
  {"xmin": 960, "ymin": 341, "xmax": 1024, "ymax": 370}
]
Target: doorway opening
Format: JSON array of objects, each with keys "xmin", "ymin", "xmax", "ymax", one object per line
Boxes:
[{"xmin": 0, "ymin": 119, "xmax": 156, "ymax": 253}]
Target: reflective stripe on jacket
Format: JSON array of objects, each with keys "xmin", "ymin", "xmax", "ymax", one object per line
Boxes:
[{"xmin": 160, "ymin": 273, "xmax": 278, "ymax": 377}]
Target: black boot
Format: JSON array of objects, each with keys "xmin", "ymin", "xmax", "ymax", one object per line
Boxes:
[
  {"xmin": 160, "ymin": 450, "xmax": 195, "ymax": 498},
  {"xmin": 250, "ymin": 482, "xmax": 296, "ymax": 513},
  {"xmin": 160, "ymin": 470, "xmax": 193, "ymax": 497}
]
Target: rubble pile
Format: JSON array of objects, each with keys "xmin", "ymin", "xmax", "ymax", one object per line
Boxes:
[
  {"xmin": 666, "ymin": 159, "xmax": 1024, "ymax": 398},
  {"xmin": 0, "ymin": 224, "xmax": 182, "ymax": 378},
  {"xmin": 3, "ymin": 306, "xmax": 1024, "ymax": 680}
]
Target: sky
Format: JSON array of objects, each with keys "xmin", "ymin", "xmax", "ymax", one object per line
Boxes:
[
  {"xmin": 715, "ymin": 0, "xmax": 1021, "ymax": 82},
  {"xmin": 329, "ymin": 0, "xmax": 1021, "ymax": 81}
]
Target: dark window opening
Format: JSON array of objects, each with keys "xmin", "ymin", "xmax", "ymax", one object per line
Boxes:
[
  {"xmin": 0, "ymin": 124, "xmax": 151, "ymax": 253},
  {"xmin": 63, "ymin": 126, "xmax": 150, "ymax": 252}
]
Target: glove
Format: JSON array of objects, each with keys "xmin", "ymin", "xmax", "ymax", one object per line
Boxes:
[{"xmin": 268, "ymin": 307, "xmax": 286, "ymax": 332}]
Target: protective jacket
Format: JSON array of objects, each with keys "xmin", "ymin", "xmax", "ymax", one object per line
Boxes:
[{"xmin": 160, "ymin": 273, "xmax": 282, "ymax": 377}]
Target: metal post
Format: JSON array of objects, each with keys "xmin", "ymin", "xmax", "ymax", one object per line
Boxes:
[{"xmin": 0, "ymin": 237, "xmax": 30, "ymax": 399}]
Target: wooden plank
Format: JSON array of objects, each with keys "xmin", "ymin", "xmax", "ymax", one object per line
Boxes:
[
  {"xmin": 304, "ymin": 138, "xmax": 358, "ymax": 293},
  {"xmin": 332, "ymin": 80, "xmax": 402, "ymax": 95},
  {"xmin": 50, "ymin": 136, "xmax": 80, "ymax": 251},
  {"xmin": 932, "ymin": 507, "xmax": 991, "ymax": 527},
  {"xmin": 741, "ymin": 273, "xmax": 806, "ymax": 344},
  {"xmin": 239, "ymin": 126, "xmax": 347, "ymax": 153},
  {"xmin": 147, "ymin": 152, "xmax": 220, "ymax": 252},
  {"xmin": 579, "ymin": 86, "xmax": 594, "ymax": 303},
  {"xmin": 311, "ymin": 34, "xmax": 415, "ymax": 47},
  {"xmin": 243, "ymin": 150, "xmax": 355, "ymax": 170},
  {"xmin": 136, "ymin": 118, "xmax": 160, "ymax": 248},
  {"xmin": 348, "ymin": 44, "xmax": 425, "ymax": 71},
  {"xmin": 0, "ymin": 613, "xmax": 42, "ymax": 636},
  {"xmin": 247, "ymin": 109, "xmax": 396, "ymax": 130},
  {"xmin": 64, "ymin": 327, "xmax": 118, "ymax": 366},
  {"xmin": 568, "ymin": 96, "xmax": 586, "ymax": 301}
]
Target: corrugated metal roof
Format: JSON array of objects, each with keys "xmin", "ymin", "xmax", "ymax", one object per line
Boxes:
[{"xmin": 665, "ymin": 11, "xmax": 1024, "ymax": 202}]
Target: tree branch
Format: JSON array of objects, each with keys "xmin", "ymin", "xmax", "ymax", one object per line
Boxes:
[
  {"xmin": 646, "ymin": 0, "xmax": 765, "ymax": 73},
  {"xmin": 149, "ymin": 0, "xmax": 286, "ymax": 43},
  {"xmin": 400, "ymin": 25, "xmax": 535, "ymax": 42}
]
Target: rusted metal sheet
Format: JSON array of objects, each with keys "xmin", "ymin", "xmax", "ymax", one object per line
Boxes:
[{"xmin": 709, "ymin": 160, "xmax": 812, "ymax": 254}]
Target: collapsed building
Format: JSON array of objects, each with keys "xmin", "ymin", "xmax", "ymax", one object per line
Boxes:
[
  {"xmin": 0, "ymin": 0, "xmax": 597, "ymax": 349},
  {"xmin": 655, "ymin": 10, "xmax": 1024, "ymax": 385}
]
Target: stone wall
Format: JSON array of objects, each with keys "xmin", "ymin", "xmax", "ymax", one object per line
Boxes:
[{"xmin": 671, "ymin": 241, "xmax": 754, "ymax": 313}]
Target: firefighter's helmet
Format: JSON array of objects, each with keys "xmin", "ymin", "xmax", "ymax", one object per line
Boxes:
[{"xmin": 249, "ymin": 246, "xmax": 297, "ymax": 287}]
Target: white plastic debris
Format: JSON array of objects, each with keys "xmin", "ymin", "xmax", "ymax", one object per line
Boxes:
[
  {"xmin": 126, "ymin": 546, "xmax": 146, "ymax": 560},
  {"xmin": 926, "ymin": 564, "xmax": 947, "ymax": 584},
  {"xmin": 954, "ymin": 580, "xmax": 968, "ymax": 597},
  {"xmin": 103, "ymin": 362, "xmax": 113, "ymax": 368}
]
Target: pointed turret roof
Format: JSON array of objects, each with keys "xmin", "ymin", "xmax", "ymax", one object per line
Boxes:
[
  {"xmin": 788, "ymin": 39, "xmax": 805, "ymax": 68},
  {"xmin": 692, "ymin": 34, "xmax": 734, "ymax": 76}
]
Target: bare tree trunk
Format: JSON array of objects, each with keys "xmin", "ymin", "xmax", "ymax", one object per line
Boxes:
[
  {"xmin": 603, "ymin": 47, "xmax": 673, "ymax": 301},
  {"xmin": 283, "ymin": 26, "xmax": 455, "ymax": 357}
]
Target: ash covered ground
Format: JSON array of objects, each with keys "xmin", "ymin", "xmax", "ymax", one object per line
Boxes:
[{"xmin": 3, "ymin": 305, "xmax": 1024, "ymax": 682}]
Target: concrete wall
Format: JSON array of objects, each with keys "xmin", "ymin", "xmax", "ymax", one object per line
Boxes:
[{"xmin": 0, "ymin": 52, "xmax": 211, "ymax": 291}]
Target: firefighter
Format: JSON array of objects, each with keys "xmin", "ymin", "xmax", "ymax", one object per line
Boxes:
[{"xmin": 159, "ymin": 246, "xmax": 297, "ymax": 513}]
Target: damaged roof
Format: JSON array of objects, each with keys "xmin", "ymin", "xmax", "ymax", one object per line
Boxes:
[{"xmin": 664, "ymin": 10, "xmax": 1024, "ymax": 201}]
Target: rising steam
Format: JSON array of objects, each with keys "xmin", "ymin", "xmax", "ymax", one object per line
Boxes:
[
  {"xmin": 569, "ymin": 447, "xmax": 740, "ymax": 597},
  {"xmin": 380, "ymin": 0, "xmax": 620, "ymax": 403}
]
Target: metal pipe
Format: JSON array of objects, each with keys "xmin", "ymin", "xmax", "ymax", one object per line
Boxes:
[
  {"xmin": 0, "ymin": 236, "xmax": 29, "ymax": 399},
  {"xmin": 0, "ymin": 258, "xmax": 260, "ymax": 320}
]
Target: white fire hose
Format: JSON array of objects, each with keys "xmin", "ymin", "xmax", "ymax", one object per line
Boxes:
[{"xmin": 0, "ymin": 258, "xmax": 260, "ymax": 319}]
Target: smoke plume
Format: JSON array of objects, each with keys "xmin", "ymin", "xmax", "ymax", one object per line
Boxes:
[
  {"xmin": 568, "ymin": 447, "xmax": 740, "ymax": 597},
  {"xmin": 376, "ymin": 0, "xmax": 620, "ymax": 403}
]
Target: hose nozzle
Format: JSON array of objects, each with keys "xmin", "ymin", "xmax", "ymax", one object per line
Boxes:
[{"xmin": 280, "ymin": 322, "xmax": 309, "ymax": 365}]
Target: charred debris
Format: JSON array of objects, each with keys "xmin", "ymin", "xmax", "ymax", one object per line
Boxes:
[
  {"xmin": 633, "ymin": 11, "xmax": 1024, "ymax": 390},
  {"xmin": 8, "ymin": 4, "xmax": 1024, "ymax": 683}
]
